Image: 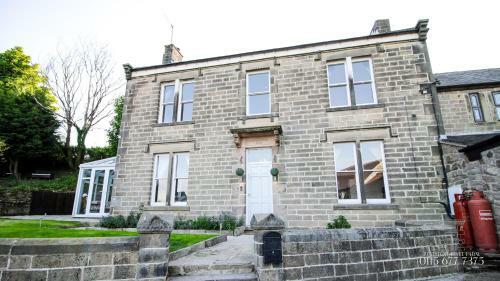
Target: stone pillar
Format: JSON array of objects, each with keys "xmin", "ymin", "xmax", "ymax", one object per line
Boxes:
[
  {"xmin": 136, "ymin": 213, "xmax": 173, "ymax": 280},
  {"xmin": 251, "ymin": 213, "xmax": 286, "ymax": 281}
]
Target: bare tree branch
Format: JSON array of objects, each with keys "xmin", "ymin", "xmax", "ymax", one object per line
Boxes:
[{"xmin": 44, "ymin": 43, "xmax": 123, "ymax": 167}]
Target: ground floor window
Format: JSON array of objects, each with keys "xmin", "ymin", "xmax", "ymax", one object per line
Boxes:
[
  {"xmin": 334, "ymin": 140, "xmax": 390, "ymax": 204},
  {"xmin": 152, "ymin": 152, "xmax": 189, "ymax": 206}
]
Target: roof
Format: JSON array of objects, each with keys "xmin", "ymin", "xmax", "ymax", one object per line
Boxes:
[
  {"xmin": 435, "ymin": 68, "xmax": 500, "ymax": 90},
  {"xmin": 440, "ymin": 133, "xmax": 500, "ymax": 161},
  {"xmin": 441, "ymin": 133, "xmax": 499, "ymax": 147},
  {"xmin": 79, "ymin": 157, "xmax": 116, "ymax": 169},
  {"xmin": 130, "ymin": 20, "xmax": 429, "ymax": 77}
]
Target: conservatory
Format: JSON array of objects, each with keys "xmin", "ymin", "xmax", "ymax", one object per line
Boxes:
[{"xmin": 72, "ymin": 157, "xmax": 116, "ymax": 218}]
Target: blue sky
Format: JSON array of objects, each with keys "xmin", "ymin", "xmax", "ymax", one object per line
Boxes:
[{"xmin": 1, "ymin": 0, "xmax": 499, "ymax": 146}]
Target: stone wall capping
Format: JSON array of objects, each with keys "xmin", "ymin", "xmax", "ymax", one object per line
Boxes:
[
  {"xmin": 333, "ymin": 204, "xmax": 400, "ymax": 210},
  {"xmin": 250, "ymin": 213, "xmax": 286, "ymax": 230},
  {"xmin": 137, "ymin": 213, "xmax": 173, "ymax": 234}
]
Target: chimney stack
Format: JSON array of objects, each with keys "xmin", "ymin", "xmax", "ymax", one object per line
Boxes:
[
  {"xmin": 370, "ymin": 19, "xmax": 391, "ymax": 35},
  {"xmin": 162, "ymin": 44, "xmax": 183, "ymax": 64}
]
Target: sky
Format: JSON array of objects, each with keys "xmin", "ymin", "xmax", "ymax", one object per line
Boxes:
[{"xmin": 1, "ymin": 0, "xmax": 499, "ymax": 147}]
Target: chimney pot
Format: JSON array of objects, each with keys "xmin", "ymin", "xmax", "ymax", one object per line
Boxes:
[
  {"xmin": 370, "ymin": 19, "xmax": 391, "ymax": 35},
  {"xmin": 162, "ymin": 44, "xmax": 183, "ymax": 64}
]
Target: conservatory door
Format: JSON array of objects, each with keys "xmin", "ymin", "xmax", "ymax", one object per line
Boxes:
[{"xmin": 75, "ymin": 169, "xmax": 114, "ymax": 217}]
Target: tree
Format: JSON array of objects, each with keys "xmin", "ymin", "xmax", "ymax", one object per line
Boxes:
[
  {"xmin": 45, "ymin": 44, "xmax": 121, "ymax": 168},
  {"xmin": 107, "ymin": 95, "xmax": 124, "ymax": 155},
  {"xmin": 0, "ymin": 47, "xmax": 60, "ymax": 180},
  {"xmin": 0, "ymin": 138, "xmax": 7, "ymax": 162}
]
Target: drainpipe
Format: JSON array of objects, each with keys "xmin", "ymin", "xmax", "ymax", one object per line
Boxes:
[{"xmin": 417, "ymin": 19, "xmax": 453, "ymax": 219}]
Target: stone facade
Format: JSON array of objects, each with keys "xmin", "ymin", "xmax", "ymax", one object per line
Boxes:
[
  {"xmin": 442, "ymin": 144, "xmax": 500, "ymax": 247},
  {"xmin": 437, "ymin": 86, "xmax": 500, "ymax": 134},
  {"xmin": 112, "ymin": 21, "xmax": 449, "ymax": 228},
  {"xmin": 254, "ymin": 225, "xmax": 461, "ymax": 281}
]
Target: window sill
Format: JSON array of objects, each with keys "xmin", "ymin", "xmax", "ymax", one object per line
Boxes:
[
  {"xmin": 326, "ymin": 103, "xmax": 384, "ymax": 112},
  {"xmin": 153, "ymin": 121, "xmax": 194, "ymax": 127},
  {"xmin": 333, "ymin": 204, "xmax": 399, "ymax": 210},
  {"xmin": 144, "ymin": 205, "xmax": 190, "ymax": 212},
  {"xmin": 242, "ymin": 113, "xmax": 277, "ymax": 120}
]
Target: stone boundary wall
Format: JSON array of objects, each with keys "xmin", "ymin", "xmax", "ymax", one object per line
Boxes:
[
  {"xmin": 255, "ymin": 225, "xmax": 462, "ymax": 281},
  {"xmin": 0, "ymin": 189, "xmax": 31, "ymax": 216},
  {"xmin": 0, "ymin": 237, "xmax": 139, "ymax": 281}
]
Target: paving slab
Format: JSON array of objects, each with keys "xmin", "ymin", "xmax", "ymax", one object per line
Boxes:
[{"xmin": 168, "ymin": 235, "xmax": 255, "ymax": 276}]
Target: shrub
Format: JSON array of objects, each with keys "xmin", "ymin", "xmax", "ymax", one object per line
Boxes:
[
  {"xmin": 327, "ymin": 215, "xmax": 351, "ymax": 229},
  {"xmin": 99, "ymin": 212, "xmax": 141, "ymax": 229},
  {"xmin": 174, "ymin": 213, "xmax": 244, "ymax": 232},
  {"xmin": 174, "ymin": 217, "xmax": 193, "ymax": 230},
  {"xmin": 192, "ymin": 216, "xmax": 219, "ymax": 230},
  {"xmin": 220, "ymin": 212, "xmax": 238, "ymax": 232},
  {"xmin": 11, "ymin": 174, "xmax": 77, "ymax": 191}
]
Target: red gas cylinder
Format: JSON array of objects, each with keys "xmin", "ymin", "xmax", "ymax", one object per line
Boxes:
[
  {"xmin": 468, "ymin": 190, "xmax": 498, "ymax": 253},
  {"xmin": 453, "ymin": 194, "xmax": 474, "ymax": 249}
]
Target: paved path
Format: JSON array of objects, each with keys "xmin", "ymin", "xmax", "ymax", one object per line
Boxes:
[{"xmin": 169, "ymin": 234, "xmax": 254, "ymax": 268}]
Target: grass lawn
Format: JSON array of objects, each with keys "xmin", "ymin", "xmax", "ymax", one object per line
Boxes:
[{"xmin": 0, "ymin": 219, "xmax": 216, "ymax": 252}]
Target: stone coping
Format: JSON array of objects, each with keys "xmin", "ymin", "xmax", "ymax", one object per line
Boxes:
[
  {"xmin": 0, "ymin": 236, "xmax": 139, "ymax": 255},
  {"xmin": 169, "ymin": 234, "xmax": 227, "ymax": 261},
  {"xmin": 282, "ymin": 225, "xmax": 456, "ymax": 243}
]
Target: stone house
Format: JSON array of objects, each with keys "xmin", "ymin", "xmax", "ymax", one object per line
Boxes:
[
  {"xmin": 434, "ymin": 68, "xmax": 500, "ymax": 244},
  {"xmin": 111, "ymin": 19, "xmax": 455, "ymax": 228}
]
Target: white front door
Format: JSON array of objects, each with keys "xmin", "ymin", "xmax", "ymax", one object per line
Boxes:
[{"xmin": 246, "ymin": 148, "xmax": 273, "ymax": 226}]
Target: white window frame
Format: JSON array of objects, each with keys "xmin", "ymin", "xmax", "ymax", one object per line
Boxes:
[
  {"xmin": 158, "ymin": 83, "xmax": 177, "ymax": 123},
  {"xmin": 334, "ymin": 141, "xmax": 390, "ymax": 205},
  {"xmin": 150, "ymin": 152, "xmax": 190, "ymax": 207},
  {"xmin": 492, "ymin": 91, "xmax": 500, "ymax": 120},
  {"xmin": 326, "ymin": 57, "xmax": 377, "ymax": 108},
  {"xmin": 327, "ymin": 60, "xmax": 351, "ymax": 108},
  {"xmin": 170, "ymin": 152, "xmax": 189, "ymax": 206},
  {"xmin": 334, "ymin": 142, "xmax": 361, "ymax": 204},
  {"xmin": 469, "ymin": 93, "xmax": 484, "ymax": 123},
  {"xmin": 177, "ymin": 81, "xmax": 195, "ymax": 122},
  {"xmin": 150, "ymin": 154, "xmax": 170, "ymax": 207},
  {"xmin": 246, "ymin": 70, "xmax": 271, "ymax": 116},
  {"xmin": 364, "ymin": 141, "xmax": 390, "ymax": 204},
  {"xmin": 351, "ymin": 57, "xmax": 378, "ymax": 106}
]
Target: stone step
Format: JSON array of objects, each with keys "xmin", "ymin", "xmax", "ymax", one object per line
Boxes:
[
  {"xmin": 167, "ymin": 273, "xmax": 257, "ymax": 281},
  {"xmin": 168, "ymin": 262, "xmax": 254, "ymax": 276}
]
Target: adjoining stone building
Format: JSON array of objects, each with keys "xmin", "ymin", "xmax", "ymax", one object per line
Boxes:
[
  {"xmin": 434, "ymin": 68, "xmax": 500, "ymax": 245},
  {"xmin": 111, "ymin": 19, "xmax": 456, "ymax": 228}
]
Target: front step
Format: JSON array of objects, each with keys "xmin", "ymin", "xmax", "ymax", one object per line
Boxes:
[
  {"xmin": 168, "ymin": 262, "xmax": 254, "ymax": 276},
  {"xmin": 167, "ymin": 273, "xmax": 257, "ymax": 281}
]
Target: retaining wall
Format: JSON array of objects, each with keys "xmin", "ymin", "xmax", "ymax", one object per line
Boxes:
[
  {"xmin": 255, "ymin": 225, "xmax": 462, "ymax": 281},
  {"xmin": 0, "ymin": 189, "xmax": 31, "ymax": 216},
  {"xmin": 0, "ymin": 237, "xmax": 139, "ymax": 281}
]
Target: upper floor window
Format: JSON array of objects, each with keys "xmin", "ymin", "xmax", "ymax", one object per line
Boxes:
[
  {"xmin": 334, "ymin": 141, "xmax": 389, "ymax": 204},
  {"xmin": 469, "ymin": 93, "xmax": 484, "ymax": 123},
  {"xmin": 178, "ymin": 82, "xmax": 194, "ymax": 122},
  {"xmin": 327, "ymin": 57, "xmax": 377, "ymax": 107},
  {"xmin": 247, "ymin": 71, "xmax": 270, "ymax": 116},
  {"xmin": 151, "ymin": 152, "xmax": 189, "ymax": 206},
  {"xmin": 159, "ymin": 81, "xmax": 195, "ymax": 123},
  {"xmin": 493, "ymin": 91, "xmax": 500, "ymax": 120}
]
